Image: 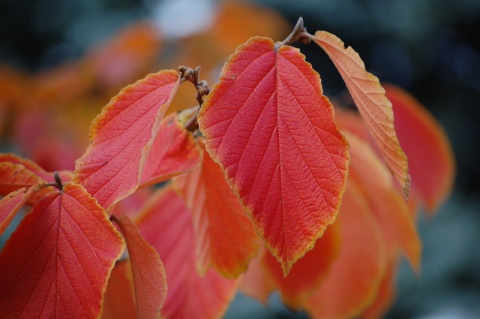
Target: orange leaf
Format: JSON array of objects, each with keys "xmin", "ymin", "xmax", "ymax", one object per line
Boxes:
[
  {"xmin": 136, "ymin": 187, "xmax": 238, "ymax": 319},
  {"xmin": 101, "ymin": 262, "xmax": 137, "ymax": 319},
  {"xmin": 0, "ymin": 187, "xmax": 34, "ymax": 236},
  {"xmin": 263, "ymin": 221, "xmax": 340, "ymax": 309},
  {"xmin": 73, "ymin": 70, "xmax": 180, "ymax": 210},
  {"xmin": 0, "ymin": 162, "xmax": 44, "ymax": 196},
  {"xmin": 141, "ymin": 112, "xmax": 202, "ymax": 187},
  {"xmin": 173, "ymin": 140, "xmax": 259, "ymax": 278},
  {"xmin": 198, "ymin": 37, "xmax": 349, "ymax": 275},
  {"xmin": 385, "ymin": 84, "xmax": 455, "ymax": 213},
  {"xmin": 114, "ymin": 214, "xmax": 167, "ymax": 319},
  {"xmin": 308, "ymin": 31, "xmax": 411, "ymax": 197},
  {"xmin": 305, "ymin": 182, "xmax": 387, "ymax": 319},
  {"xmin": 0, "ymin": 183, "xmax": 124, "ymax": 318},
  {"xmin": 361, "ymin": 261, "xmax": 397, "ymax": 319},
  {"xmin": 347, "ymin": 132, "xmax": 421, "ymax": 270}
]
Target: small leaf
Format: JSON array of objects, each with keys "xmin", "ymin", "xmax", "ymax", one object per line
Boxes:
[
  {"xmin": 263, "ymin": 221, "xmax": 340, "ymax": 309},
  {"xmin": 73, "ymin": 70, "xmax": 181, "ymax": 210},
  {"xmin": 0, "ymin": 183, "xmax": 124, "ymax": 318},
  {"xmin": 141, "ymin": 112, "xmax": 202, "ymax": 188},
  {"xmin": 0, "ymin": 187, "xmax": 34, "ymax": 236},
  {"xmin": 0, "ymin": 162, "xmax": 44, "ymax": 196},
  {"xmin": 173, "ymin": 140, "xmax": 259, "ymax": 278},
  {"xmin": 198, "ymin": 37, "xmax": 349, "ymax": 275},
  {"xmin": 305, "ymin": 182, "xmax": 387, "ymax": 319},
  {"xmin": 385, "ymin": 84, "xmax": 455, "ymax": 213},
  {"xmin": 101, "ymin": 262, "xmax": 137, "ymax": 319},
  {"xmin": 136, "ymin": 187, "xmax": 238, "ymax": 319},
  {"xmin": 0, "ymin": 153, "xmax": 73, "ymax": 184},
  {"xmin": 347, "ymin": 132, "xmax": 421, "ymax": 270},
  {"xmin": 308, "ymin": 31, "xmax": 411, "ymax": 197},
  {"xmin": 114, "ymin": 214, "xmax": 167, "ymax": 319}
]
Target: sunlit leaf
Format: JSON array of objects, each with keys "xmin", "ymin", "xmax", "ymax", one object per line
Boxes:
[
  {"xmin": 385, "ymin": 84, "xmax": 455, "ymax": 213},
  {"xmin": 173, "ymin": 140, "xmax": 259, "ymax": 278},
  {"xmin": 114, "ymin": 214, "xmax": 167, "ymax": 319},
  {"xmin": 305, "ymin": 182, "xmax": 386, "ymax": 319},
  {"xmin": 101, "ymin": 262, "xmax": 136, "ymax": 319},
  {"xmin": 198, "ymin": 37, "xmax": 349, "ymax": 275},
  {"xmin": 0, "ymin": 183, "xmax": 124, "ymax": 318},
  {"xmin": 308, "ymin": 31, "xmax": 410, "ymax": 197},
  {"xmin": 141, "ymin": 112, "xmax": 202, "ymax": 188},
  {"xmin": 0, "ymin": 187, "xmax": 34, "ymax": 237},
  {"xmin": 136, "ymin": 187, "xmax": 238, "ymax": 319},
  {"xmin": 73, "ymin": 70, "xmax": 180, "ymax": 210}
]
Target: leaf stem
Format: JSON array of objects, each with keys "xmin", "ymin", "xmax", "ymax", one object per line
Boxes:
[{"xmin": 278, "ymin": 17, "xmax": 311, "ymax": 48}]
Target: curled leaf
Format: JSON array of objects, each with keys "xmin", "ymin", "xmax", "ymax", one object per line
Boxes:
[{"xmin": 308, "ymin": 31, "xmax": 410, "ymax": 197}]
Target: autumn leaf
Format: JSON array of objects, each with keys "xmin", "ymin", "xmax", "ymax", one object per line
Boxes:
[
  {"xmin": 0, "ymin": 187, "xmax": 34, "ymax": 237},
  {"xmin": 308, "ymin": 31, "xmax": 411, "ymax": 197},
  {"xmin": 263, "ymin": 221, "xmax": 340, "ymax": 309},
  {"xmin": 113, "ymin": 214, "xmax": 167, "ymax": 319},
  {"xmin": 0, "ymin": 183, "xmax": 124, "ymax": 318},
  {"xmin": 385, "ymin": 84, "xmax": 455, "ymax": 213},
  {"xmin": 73, "ymin": 70, "xmax": 181, "ymax": 210},
  {"xmin": 198, "ymin": 37, "xmax": 349, "ymax": 275},
  {"xmin": 173, "ymin": 140, "xmax": 259, "ymax": 278},
  {"xmin": 101, "ymin": 262, "xmax": 137, "ymax": 319},
  {"xmin": 361, "ymin": 261, "xmax": 397, "ymax": 319},
  {"xmin": 141, "ymin": 112, "xmax": 202, "ymax": 188},
  {"xmin": 136, "ymin": 186, "xmax": 239, "ymax": 319},
  {"xmin": 0, "ymin": 153, "xmax": 73, "ymax": 183},
  {"xmin": 0, "ymin": 162, "xmax": 44, "ymax": 196},
  {"xmin": 347, "ymin": 132, "xmax": 421, "ymax": 270},
  {"xmin": 305, "ymin": 182, "xmax": 387, "ymax": 319}
]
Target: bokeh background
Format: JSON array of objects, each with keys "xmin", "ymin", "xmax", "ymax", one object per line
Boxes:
[{"xmin": 1, "ymin": 0, "xmax": 479, "ymax": 318}]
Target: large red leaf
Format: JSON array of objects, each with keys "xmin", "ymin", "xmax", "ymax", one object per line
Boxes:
[
  {"xmin": 308, "ymin": 31, "xmax": 411, "ymax": 197},
  {"xmin": 140, "ymin": 112, "xmax": 202, "ymax": 188},
  {"xmin": 173, "ymin": 140, "xmax": 259, "ymax": 278},
  {"xmin": 385, "ymin": 84, "xmax": 455, "ymax": 213},
  {"xmin": 114, "ymin": 214, "xmax": 167, "ymax": 319},
  {"xmin": 305, "ymin": 182, "xmax": 387, "ymax": 319},
  {"xmin": 198, "ymin": 37, "xmax": 349, "ymax": 275},
  {"xmin": 0, "ymin": 187, "xmax": 34, "ymax": 236},
  {"xmin": 0, "ymin": 183, "xmax": 124, "ymax": 318},
  {"xmin": 73, "ymin": 70, "xmax": 180, "ymax": 210},
  {"xmin": 136, "ymin": 187, "xmax": 238, "ymax": 319},
  {"xmin": 347, "ymin": 133, "xmax": 421, "ymax": 270}
]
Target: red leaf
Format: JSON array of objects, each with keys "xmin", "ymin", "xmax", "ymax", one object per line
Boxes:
[
  {"xmin": 141, "ymin": 112, "xmax": 202, "ymax": 187},
  {"xmin": 0, "ymin": 162, "xmax": 43, "ymax": 196},
  {"xmin": 347, "ymin": 132, "xmax": 421, "ymax": 270},
  {"xmin": 173, "ymin": 140, "xmax": 259, "ymax": 278},
  {"xmin": 385, "ymin": 84, "xmax": 455, "ymax": 213},
  {"xmin": 0, "ymin": 153, "xmax": 72, "ymax": 184},
  {"xmin": 308, "ymin": 31, "xmax": 411, "ymax": 197},
  {"xmin": 263, "ymin": 220, "xmax": 340, "ymax": 309},
  {"xmin": 361, "ymin": 261, "xmax": 397, "ymax": 319},
  {"xmin": 101, "ymin": 262, "xmax": 137, "ymax": 319},
  {"xmin": 114, "ymin": 214, "xmax": 167, "ymax": 319},
  {"xmin": 0, "ymin": 183, "xmax": 124, "ymax": 318},
  {"xmin": 198, "ymin": 37, "xmax": 349, "ymax": 275},
  {"xmin": 73, "ymin": 70, "xmax": 181, "ymax": 210},
  {"xmin": 305, "ymin": 182, "xmax": 387, "ymax": 319},
  {"xmin": 0, "ymin": 187, "xmax": 34, "ymax": 236},
  {"xmin": 136, "ymin": 187, "xmax": 238, "ymax": 319}
]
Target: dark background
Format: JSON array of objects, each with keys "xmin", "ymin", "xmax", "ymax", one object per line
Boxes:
[{"xmin": 1, "ymin": 0, "xmax": 479, "ymax": 318}]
